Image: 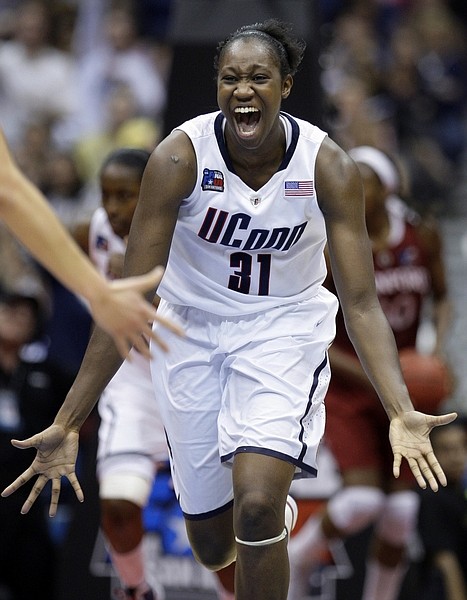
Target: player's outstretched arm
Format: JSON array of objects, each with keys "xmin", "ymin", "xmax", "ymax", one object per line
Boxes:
[
  {"xmin": 390, "ymin": 410, "xmax": 458, "ymax": 491},
  {"xmin": 0, "ymin": 128, "xmax": 182, "ymax": 357},
  {"xmin": 1, "ymin": 425, "xmax": 81, "ymax": 517}
]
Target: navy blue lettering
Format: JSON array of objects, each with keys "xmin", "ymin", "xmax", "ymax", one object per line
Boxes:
[
  {"xmin": 198, "ymin": 208, "xmax": 307, "ymax": 252},
  {"xmin": 220, "ymin": 213, "xmax": 251, "ymax": 248},
  {"xmin": 282, "ymin": 222, "xmax": 307, "ymax": 250},
  {"xmin": 198, "ymin": 208, "xmax": 229, "ymax": 242},
  {"xmin": 243, "ymin": 229, "xmax": 270, "ymax": 251}
]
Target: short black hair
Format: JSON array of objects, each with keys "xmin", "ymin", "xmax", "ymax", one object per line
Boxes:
[
  {"xmin": 99, "ymin": 148, "xmax": 151, "ymax": 180},
  {"xmin": 214, "ymin": 19, "xmax": 306, "ymax": 78}
]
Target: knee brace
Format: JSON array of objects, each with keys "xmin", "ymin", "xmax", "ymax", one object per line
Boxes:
[
  {"xmin": 235, "ymin": 494, "xmax": 298, "ymax": 547},
  {"xmin": 235, "ymin": 528, "xmax": 287, "ymax": 547},
  {"xmin": 327, "ymin": 486, "xmax": 385, "ymax": 535},
  {"xmin": 99, "ymin": 473, "xmax": 153, "ymax": 507},
  {"xmin": 375, "ymin": 491, "xmax": 420, "ymax": 547}
]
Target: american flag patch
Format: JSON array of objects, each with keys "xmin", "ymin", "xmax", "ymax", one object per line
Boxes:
[{"xmin": 284, "ymin": 180, "xmax": 314, "ymax": 197}]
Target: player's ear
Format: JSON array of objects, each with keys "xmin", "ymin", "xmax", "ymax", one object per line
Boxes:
[{"xmin": 282, "ymin": 75, "xmax": 293, "ymax": 100}]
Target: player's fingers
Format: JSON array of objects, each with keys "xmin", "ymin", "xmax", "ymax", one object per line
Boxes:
[
  {"xmin": 124, "ymin": 266, "xmax": 165, "ymax": 293},
  {"xmin": 417, "ymin": 456, "xmax": 439, "ymax": 492},
  {"xmin": 1, "ymin": 468, "xmax": 35, "ymax": 497},
  {"xmin": 407, "ymin": 456, "xmax": 427, "ymax": 490},
  {"xmin": 48, "ymin": 478, "xmax": 61, "ymax": 517},
  {"xmin": 10, "ymin": 436, "xmax": 38, "ymax": 450},
  {"xmin": 153, "ymin": 314, "xmax": 185, "ymax": 337},
  {"xmin": 426, "ymin": 450, "xmax": 447, "ymax": 487},
  {"xmin": 112, "ymin": 335, "xmax": 132, "ymax": 360},
  {"xmin": 392, "ymin": 453, "xmax": 401, "ymax": 479},
  {"xmin": 21, "ymin": 474, "xmax": 48, "ymax": 514},
  {"xmin": 431, "ymin": 412, "xmax": 458, "ymax": 428},
  {"xmin": 131, "ymin": 333, "xmax": 153, "ymax": 359},
  {"xmin": 67, "ymin": 472, "xmax": 84, "ymax": 503}
]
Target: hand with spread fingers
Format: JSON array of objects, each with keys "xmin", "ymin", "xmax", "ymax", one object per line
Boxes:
[
  {"xmin": 1, "ymin": 425, "xmax": 81, "ymax": 517},
  {"xmin": 390, "ymin": 409, "xmax": 458, "ymax": 491}
]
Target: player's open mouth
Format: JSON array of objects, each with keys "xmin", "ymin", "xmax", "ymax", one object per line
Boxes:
[{"xmin": 234, "ymin": 107, "xmax": 260, "ymax": 137}]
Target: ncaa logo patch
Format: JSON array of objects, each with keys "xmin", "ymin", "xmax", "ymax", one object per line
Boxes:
[
  {"xmin": 202, "ymin": 168, "xmax": 224, "ymax": 192},
  {"xmin": 96, "ymin": 235, "xmax": 108, "ymax": 251}
]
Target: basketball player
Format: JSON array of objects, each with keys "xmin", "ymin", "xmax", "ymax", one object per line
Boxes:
[
  {"xmin": 89, "ymin": 149, "xmax": 166, "ymax": 600},
  {"xmin": 1, "ymin": 20, "xmax": 457, "ymax": 600},
  {"xmin": 288, "ymin": 146, "xmax": 452, "ymax": 600},
  {"xmin": 92, "ymin": 148, "xmax": 236, "ymax": 600},
  {"xmin": 0, "ymin": 127, "xmax": 174, "ymax": 359}
]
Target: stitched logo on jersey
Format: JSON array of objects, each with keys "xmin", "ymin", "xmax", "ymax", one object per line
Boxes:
[
  {"xmin": 202, "ymin": 168, "xmax": 224, "ymax": 192},
  {"xmin": 198, "ymin": 207, "xmax": 307, "ymax": 251},
  {"xmin": 96, "ymin": 235, "xmax": 108, "ymax": 251},
  {"xmin": 284, "ymin": 180, "xmax": 314, "ymax": 197}
]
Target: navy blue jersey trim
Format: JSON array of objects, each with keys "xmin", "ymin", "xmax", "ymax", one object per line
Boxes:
[
  {"xmin": 183, "ymin": 498, "xmax": 234, "ymax": 521},
  {"xmin": 214, "ymin": 112, "xmax": 235, "ymax": 173},
  {"xmin": 221, "ymin": 446, "xmax": 318, "ymax": 478},
  {"xmin": 279, "ymin": 112, "xmax": 300, "ymax": 171},
  {"xmin": 214, "ymin": 111, "xmax": 300, "ymax": 176},
  {"xmin": 298, "ymin": 354, "xmax": 328, "ymax": 463}
]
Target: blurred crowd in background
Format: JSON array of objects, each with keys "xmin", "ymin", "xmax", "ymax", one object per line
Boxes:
[{"xmin": 0, "ymin": 1, "xmax": 465, "ymax": 599}]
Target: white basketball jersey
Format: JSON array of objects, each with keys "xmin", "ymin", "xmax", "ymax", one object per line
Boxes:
[
  {"xmin": 88, "ymin": 206, "xmax": 126, "ymax": 279},
  {"xmin": 157, "ymin": 111, "xmax": 328, "ymax": 316}
]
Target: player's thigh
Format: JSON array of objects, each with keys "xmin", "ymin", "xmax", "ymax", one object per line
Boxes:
[{"xmin": 151, "ymin": 302, "xmax": 234, "ymax": 515}]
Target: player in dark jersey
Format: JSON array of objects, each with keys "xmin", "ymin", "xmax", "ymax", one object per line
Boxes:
[{"xmin": 289, "ymin": 146, "xmax": 453, "ymax": 600}]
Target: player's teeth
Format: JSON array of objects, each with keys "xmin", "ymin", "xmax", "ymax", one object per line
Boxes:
[{"xmin": 235, "ymin": 107, "xmax": 258, "ymax": 113}]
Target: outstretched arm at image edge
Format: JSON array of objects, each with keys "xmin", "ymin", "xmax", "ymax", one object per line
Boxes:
[
  {"xmin": 0, "ymin": 128, "xmax": 178, "ymax": 358},
  {"xmin": 317, "ymin": 138, "xmax": 457, "ymax": 492}
]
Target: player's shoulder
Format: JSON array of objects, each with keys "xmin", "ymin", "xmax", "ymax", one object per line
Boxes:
[
  {"xmin": 174, "ymin": 111, "xmax": 221, "ymax": 140},
  {"xmin": 316, "ymin": 137, "xmax": 362, "ymax": 210}
]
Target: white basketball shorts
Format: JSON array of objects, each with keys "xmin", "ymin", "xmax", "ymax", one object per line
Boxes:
[{"xmin": 151, "ymin": 287, "xmax": 338, "ymax": 518}]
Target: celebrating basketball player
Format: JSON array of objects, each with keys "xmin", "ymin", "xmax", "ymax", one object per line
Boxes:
[
  {"xmin": 289, "ymin": 146, "xmax": 453, "ymax": 600},
  {"xmin": 2, "ymin": 20, "xmax": 457, "ymax": 600}
]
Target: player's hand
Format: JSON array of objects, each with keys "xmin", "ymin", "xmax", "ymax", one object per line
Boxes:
[
  {"xmin": 89, "ymin": 266, "xmax": 184, "ymax": 359},
  {"xmin": 390, "ymin": 410, "xmax": 458, "ymax": 491},
  {"xmin": 1, "ymin": 425, "xmax": 82, "ymax": 517}
]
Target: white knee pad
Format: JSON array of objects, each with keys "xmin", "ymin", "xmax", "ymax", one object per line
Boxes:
[
  {"xmin": 375, "ymin": 491, "xmax": 420, "ymax": 547},
  {"xmin": 327, "ymin": 486, "xmax": 385, "ymax": 535},
  {"xmin": 99, "ymin": 473, "xmax": 153, "ymax": 507}
]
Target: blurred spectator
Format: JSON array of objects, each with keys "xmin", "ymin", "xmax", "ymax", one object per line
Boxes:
[
  {"xmin": 324, "ymin": 74, "xmax": 397, "ymax": 153},
  {"xmin": 43, "ymin": 150, "xmax": 97, "ymax": 232},
  {"xmin": 0, "ymin": 221, "xmax": 48, "ymax": 303},
  {"xmin": 73, "ymin": 0, "xmax": 167, "ymax": 139},
  {"xmin": 417, "ymin": 420, "xmax": 467, "ymax": 600},
  {"xmin": 0, "ymin": 282, "xmax": 74, "ymax": 600},
  {"xmin": 319, "ymin": 0, "xmax": 467, "ymax": 215},
  {"xmin": 381, "ymin": 1, "xmax": 467, "ymax": 212},
  {"xmin": 0, "ymin": 0, "xmax": 78, "ymax": 149},
  {"xmin": 319, "ymin": 9, "xmax": 399, "ymax": 154},
  {"xmin": 407, "ymin": 2, "xmax": 467, "ymax": 165},
  {"xmin": 73, "ymin": 82, "xmax": 161, "ymax": 184},
  {"xmin": 12, "ymin": 118, "xmax": 54, "ymax": 191}
]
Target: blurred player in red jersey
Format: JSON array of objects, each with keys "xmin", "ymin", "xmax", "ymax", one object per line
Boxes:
[{"xmin": 289, "ymin": 146, "xmax": 453, "ymax": 600}]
